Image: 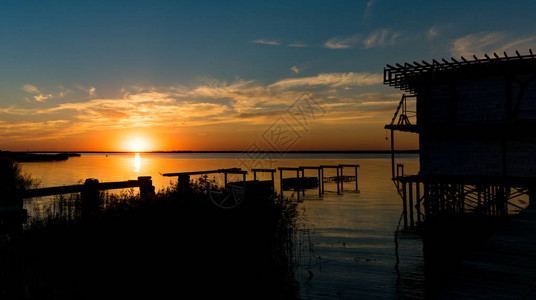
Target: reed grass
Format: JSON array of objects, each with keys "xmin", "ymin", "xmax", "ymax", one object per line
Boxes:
[
  {"xmin": 1, "ymin": 176, "xmax": 301, "ymax": 299},
  {"xmin": 0, "ymin": 158, "xmax": 39, "ymax": 205}
]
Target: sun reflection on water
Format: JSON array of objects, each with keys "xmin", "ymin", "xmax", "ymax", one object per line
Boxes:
[{"xmin": 134, "ymin": 153, "xmax": 141, "ymax": 172}]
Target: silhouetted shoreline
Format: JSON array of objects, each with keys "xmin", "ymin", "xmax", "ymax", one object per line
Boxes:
[{"xmin": 0, "ymin": 151, "xmax": 81, "ymax": 162}]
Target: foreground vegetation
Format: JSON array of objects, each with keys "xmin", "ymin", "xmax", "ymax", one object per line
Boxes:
[{"xmin": 0, "ymin": 163, "xmax": 300, "ymax": 299}]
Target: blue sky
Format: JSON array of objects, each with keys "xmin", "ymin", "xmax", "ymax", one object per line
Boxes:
[{"xmin": 1, "ymin": 0, "xmax": 535, "ymax": 151}]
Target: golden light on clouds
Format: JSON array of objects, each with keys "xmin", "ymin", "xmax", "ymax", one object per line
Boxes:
[{"xmin": 0, "ymin": 72, "xmax": 418, "ymax": 151}]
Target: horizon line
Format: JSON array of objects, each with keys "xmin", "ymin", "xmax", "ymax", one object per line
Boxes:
[{"xmin": 2, "ymin": 149, "xmax": 419, "ymax": 154}]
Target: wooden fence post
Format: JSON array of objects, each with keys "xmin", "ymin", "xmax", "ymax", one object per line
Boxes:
[
  {"xmin": 81, "ymin": 178, "xmax": 99, "ymax": 217},
  {"xmin": 138, "ymin": 176, "xmax": 155, "ymax": 200},
  {"xmin": 355, "ymin": 166, "xmax": 359, "ymax": 192},
  {"xmin": 178, "ymin": 174, "xmax": 190, "ymax": 195}
]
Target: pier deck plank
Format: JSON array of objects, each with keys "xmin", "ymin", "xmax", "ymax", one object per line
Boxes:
[{"xmin": 431, "ymin": 206, "xmax": 536, "ymax": 299}]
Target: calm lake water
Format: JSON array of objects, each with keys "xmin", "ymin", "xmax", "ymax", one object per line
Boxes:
[{"xmin": 20, "ymin": 152, "xmax": 423, "ymax": 299}]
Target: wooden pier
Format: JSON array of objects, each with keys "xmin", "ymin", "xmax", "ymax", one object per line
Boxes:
[
  {"xmin": 278, "ymin": 164, "xmax": 359, "ymax": 198},
  {"xmin": 394, "ymin": 172, "xmax": 533, "ymax": 230},
  {"xmin": 162, "ymin": 168, "xmax": 276, "ymax": 209},
  {"xmin": 0, "ymin": 176, "xmax": 156, "ymax": 231},
  {"xmin": 14, "ymin": 163, "xmax": 359, "ymax": 214},
  {"xmin": 23, "ymin": 176, "xmax": 155, "ymax": 199},
  {"xmin": 162, "ymin": 164, "xmax": 359, "ymax": 201}
]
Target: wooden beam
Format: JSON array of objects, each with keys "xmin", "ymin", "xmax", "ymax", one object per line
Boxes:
[{"xmin": 162, "ymin": 168, "xmax": 246, "ymax": 177}]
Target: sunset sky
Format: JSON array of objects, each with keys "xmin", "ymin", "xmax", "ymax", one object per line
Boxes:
[{"xmin": 1, "ymin": 0, "xmax": 535, "ymax": 152}]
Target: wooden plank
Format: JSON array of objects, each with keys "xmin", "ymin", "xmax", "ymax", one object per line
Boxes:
[
  {"xmin": 24, "ymin": 184, "xmax": 85, "ymax": 198},
  {"xmin": 251, "ymin": 168, "xmax": 276, "ymax": 173},
  {"xmin": 24, "ymin": 179, "xmax": 151, "ymax": 198},
  {"xmin": 278, "ymin": 167, "xmax": 301, "ymax": 171},
  {"xmin": 97, "ymin": 180, "xmax": 141, "ymax": 190},
  {"xmin": 162, "ymin": 168, "xmax": 246, "ymax": 177}
]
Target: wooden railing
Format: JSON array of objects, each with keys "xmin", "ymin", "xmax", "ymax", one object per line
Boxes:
[{"xmin": 23, "ymin": 176, "xmax": 155, "ymax": 199}]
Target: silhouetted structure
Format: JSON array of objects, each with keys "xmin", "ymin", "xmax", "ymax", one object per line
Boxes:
[
  {"xmin": 23, "ymin": 176, "xmax": 155, "ymax": 218},
  {"xmin": 385, "ymin": 50, "xmax": 536, "ymax": 229}
]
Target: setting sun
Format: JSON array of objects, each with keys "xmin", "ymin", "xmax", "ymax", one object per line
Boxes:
[{"xmin": 125, "ymin": 136, "xmax": 152, "ymax": 152}]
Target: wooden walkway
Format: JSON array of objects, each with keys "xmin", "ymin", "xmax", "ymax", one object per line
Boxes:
[{"xmin": 431, "ymin": 204, "xmax": 536, "ymax": 299}]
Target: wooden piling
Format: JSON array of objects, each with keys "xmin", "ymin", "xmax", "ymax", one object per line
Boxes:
[
  {"xmin": 355, "ymin": 166, "xmax": 359, "ymax": 191},
  {"xmin": 81, "ymin": 178, "xmax": 99, "ymax": 217},
  {"xmin": 416, "ymin": 182, "xmax": 421, "ymax": 223},
  {"xmin": 321, "ymin": 168, "xmax": 324, "ymax": 193},
  {"xmin": 296, "ymin": 169, "xmax": 300, "ymax": 201},
  {"xmin": 391, "ymin": 129, "xmax": 395, "ymax": 179},
  {"xmin": 402, "ymin": 180, "xmax": 408, "ymax": 229},
  {"xmin": 336, "ymin": 167, "xmax": 340, "ymax": 194},
  {"xmin": 178, "ymin": 174, "xmax": 190, "ymax": 194},
  {"xmin": 138, "ymin": 176, "xmax": 155, "ymax": 199},
  {"xmin": 279, "ymin": 169, "xmax": 283, "ymax": 198},
  {"xmin": 318, "ymin": 168, "xmax": 322, "ymax": 197},
  {"xmin": 251, "ymin": 169, "xmax": 276, "ymax": 194},
  {"xmin": 408, "ymin": 181, "xmax": 414, "ymax": 228}
]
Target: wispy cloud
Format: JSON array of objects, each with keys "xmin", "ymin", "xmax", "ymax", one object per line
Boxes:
[
  {"xmin": 22, "ymin": 84, "xmax": 40, "ymax": 94},
  {"xmin": 22, "ymin": 84, "xmax": 52, "ymax": 103},
  {"xmin": 324, "ymin": 29, "xmax": 401, "ymax": 49},
  {"xmin": 33, "ymin": 94, "xmax": 51, "ymax": 103},
  {"xmin": 450, "ymin": 32, "xmax": 536, "ymax": 57},
  {"xmin": 427, "ymin": 27, "xmax": 439, "ymax": 40},
  {"xmin": 75, "ymin": 84, "xmax": 97, "ymax": 97},
  {"xmin": 269, "ymin": 72, "xmax": 382, "ymax": 89},
  {"xmin": 451, "ymin": 32, "xmax": 506, "ymax": 57},
  {"xmin": 363, "ymin": 0, "xmax": 377, "ymax": 20},
  {"xmin": 363, "ymin": 29, "xmax": 400, "ymax": 48},
  {"xmin": 250, "ymin": 39, "xmax": 280, "ymax": 46},
  {"xmin": 324, "ymin": 35, "xmax": 360, "ymax": 49},
  {"xmin": 288, "ymin": 42, "xmax": 308, "ymax": 48}
]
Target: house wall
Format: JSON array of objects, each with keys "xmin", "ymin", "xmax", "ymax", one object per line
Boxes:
[
  {"xmin": 416, "ymin": 73, "xmax": 536, "ymax": 177},
  {"xmin": 419, "ymin": 136, "xmax": 536, "ymax": 177}
]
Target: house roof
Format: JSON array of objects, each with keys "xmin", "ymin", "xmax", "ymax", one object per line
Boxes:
[{"xmin": 384, "ymin": 49, "xmax": 536, "ymax": 93}]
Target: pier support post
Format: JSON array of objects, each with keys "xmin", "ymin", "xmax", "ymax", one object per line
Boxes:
[
  {"xmin": 391, "ymin": 129, "xmax": 395, "ymax": 179},
  {"xmin": 340, "ymin": 166, "xmax": 344, "ymax": 192},
  {"xmin": 402, "ymin": 180, "xmax": 408, "ymax": 229},
  {"xmin": 301, "ymin": 169, "xmax": 305, "ymax": 197},
  {"xmin": 271, "ymin": 172, "xmax": 275, "ymax": 193},
  {"xmin": 296, "ymin": 169, "xmax": 300, "ymax": 201},
  {"xmin": 318, "ymin": 168, "xmax": 322, "ymax": 197},
  {"xmin": 408, "ymin": 181, "xmax": 414, "ymax": 228},
  {"xmin": 279, "ymin": 169, "xmax": 283, "ymax": 198},
  {"xmin": 138, "ymin": 176, "xmax": 155, "ymax": 200},
  {"xmin": 81, "ymin": 178, "xmax": 99, "ymax": 217},
  {"xmin": 355, "ymin": 166, "xmax": 359, "ymax": 192},
  {"xmin": 416, "ymin": 182, "xmax": 421, "ymax": 224},
  {"xmin": 178, "ymin": 174, "xmax": 191, "ymax": 195},
  {"xmin": 321, "ymin": 168, "xmax": 325, "ymax": 194},
  {"xmin": 336, "ymin": 167, "xmax": 340, "ymax": 195}
]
